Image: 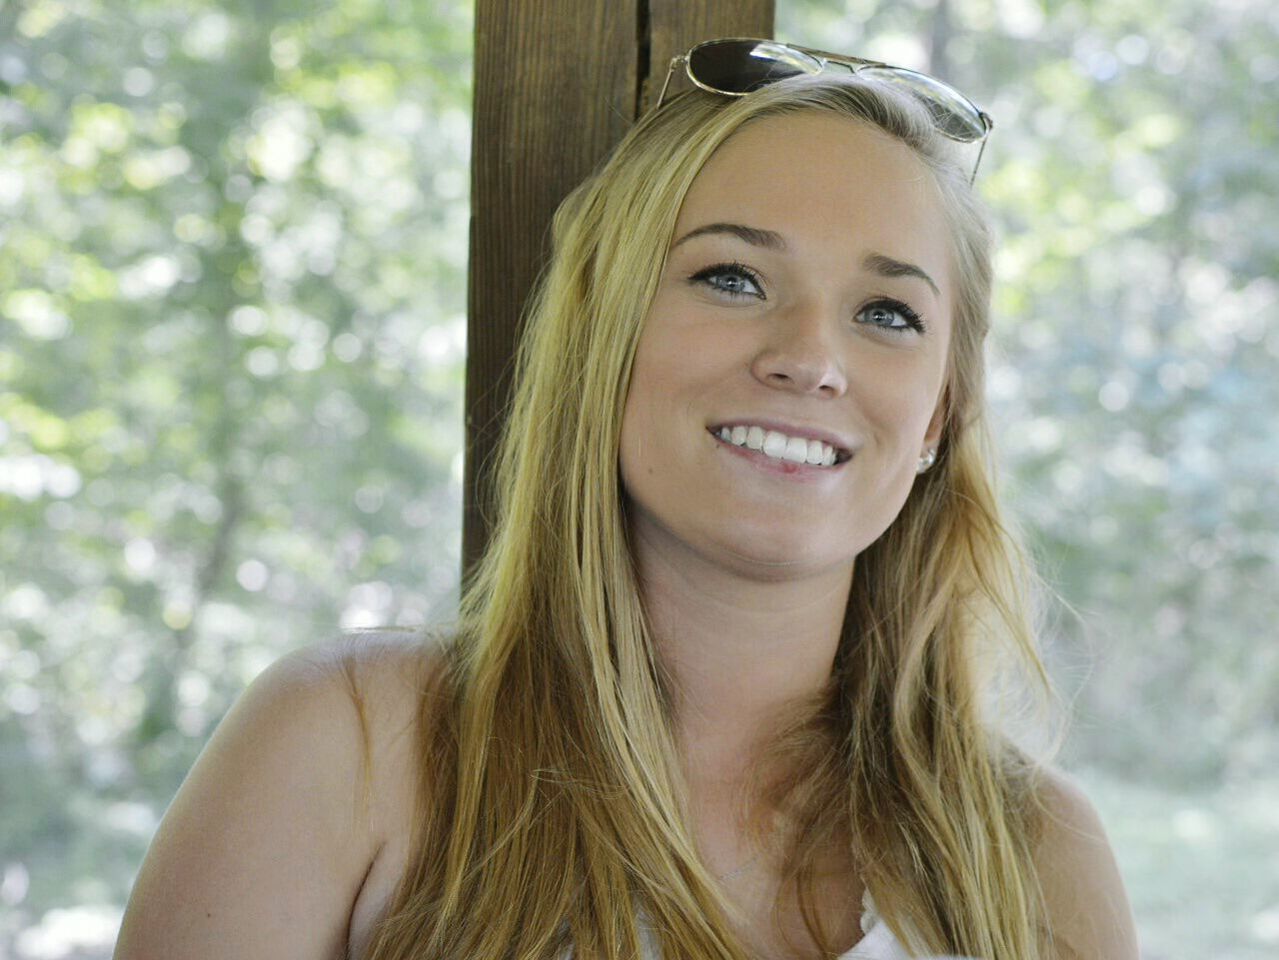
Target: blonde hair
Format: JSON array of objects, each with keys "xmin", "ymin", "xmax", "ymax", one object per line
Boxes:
[{"xmin": 363, "ymin": 75, "xmax": 1053, "ymax": 960}]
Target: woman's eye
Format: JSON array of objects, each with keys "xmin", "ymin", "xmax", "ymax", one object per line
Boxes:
[
  {"xmin": 856, "ymin": 299, "xmax": 925, "ymax": 334},
  {"xmin": 689, "ymin": 262, "xmax": 764, "ymax": 299}
]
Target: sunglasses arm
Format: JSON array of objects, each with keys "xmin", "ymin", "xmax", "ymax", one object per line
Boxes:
[
  {"xmin": 969, "ymin": 136, "xmax": 986, "ymax": 186},
  {"xmin": 967, "ymin": 113, "xmax": 994, "ymax": 185},
  {"xmin": 654, "ymin": 55, "xmax": 687, "ymax": 112}
]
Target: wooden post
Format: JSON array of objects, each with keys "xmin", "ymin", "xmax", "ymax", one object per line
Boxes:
[{"xmin": 464, "ymin": 0, "xmax": 774, "ymax": 582}]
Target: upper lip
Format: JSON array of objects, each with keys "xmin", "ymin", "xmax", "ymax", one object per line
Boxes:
[{"xmin": 707, "ymin": 417, "xmax": 855, "ymax": 455}]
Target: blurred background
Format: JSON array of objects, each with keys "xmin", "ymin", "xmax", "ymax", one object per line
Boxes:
[{"xmin": 0, "ymin": 0, "xmax": 1275, "ymax": 957}]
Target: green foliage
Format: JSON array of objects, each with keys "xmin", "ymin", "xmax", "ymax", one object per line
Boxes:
[
  {"xmin": 1, "ymin": 0, "xmax": 1275, "ymax": 957},
  {"xmin": 1, "ymin": 0, "xmax": 472, "ymax": 950},
  {"xmin": 1085, "ymin": 770, "xmax": 1279, "ymax": 960}
]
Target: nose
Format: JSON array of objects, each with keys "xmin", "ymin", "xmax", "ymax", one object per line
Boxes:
[{"xmin": 749, "ymin": 298, "xmax": 848, "ymax": 397}]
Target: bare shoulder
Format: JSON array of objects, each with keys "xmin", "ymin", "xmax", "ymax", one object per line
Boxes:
[
  {"xmin": 295, "ymin": 629, "xmax": 453, "ymax": 839},
  {"xmin": 1032, "ymin": 767, "xmax": 1139, "ymax": 960},
  {"xmin": 312, "ymin": 627, "xmax": 449, "ymax": 732},
  {"xmin": 114, "ymin": 630, "xmax": 447, "ymax": 960}
]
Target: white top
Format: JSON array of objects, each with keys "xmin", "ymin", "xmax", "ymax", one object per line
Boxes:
[
  {"xmin": 564, "ymin": 890, "xmax": 914, "ymax": 959},
  {"xmin": 841, "ymin": 889, "xmax": 913, "ymax": 959}
]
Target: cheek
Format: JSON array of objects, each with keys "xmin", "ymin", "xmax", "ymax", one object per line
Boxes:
[
  {"xmin": 617, "ymin": 334, "xmax": 672, "ymax": 484},
  {"xmin": 625, "ymin": 312, "xmax": 736, "ymax": 415},
  {"xmin": 621, "ymin": 334, "xmax": 664, "ymax": 429},
  {"xmin": 852, "ymin": 367, "xmax": 943, "ymax": 448}
]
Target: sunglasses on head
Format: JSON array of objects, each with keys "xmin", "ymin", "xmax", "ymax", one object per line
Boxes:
[{"xmin": 653, "ymin": 38, "xmax": 994, "ymax": 185}]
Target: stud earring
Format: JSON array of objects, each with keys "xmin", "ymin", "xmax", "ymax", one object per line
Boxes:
[{"xmin": 916, "ymin": 447, "xmax": 937, "ymax": 474}]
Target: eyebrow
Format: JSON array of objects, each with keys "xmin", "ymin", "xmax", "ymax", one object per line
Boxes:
[
  {"xmin": 671, "ymin": 222, "xmax": 787, "ymax": 251},
  {"xmin": 862, "ymin": 252, "xmax": 941, "ymax": 299},
  {"xmin": 670, "ymin": 222, "xmax": 941, "ymax": 298}
]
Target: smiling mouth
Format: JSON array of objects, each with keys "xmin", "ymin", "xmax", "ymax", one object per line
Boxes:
[{"xmin": 709, "ymin": 425, "xmax": 851, "ymax": 468}]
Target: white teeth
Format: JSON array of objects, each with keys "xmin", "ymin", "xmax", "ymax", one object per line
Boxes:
[{"xmin": 715, "ymin": 425, "xmax": 839, "ymax": 467}]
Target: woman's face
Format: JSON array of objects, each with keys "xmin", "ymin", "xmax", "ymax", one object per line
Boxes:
[{"xmin": 619, "ymin": 111, "xmax": 954, "ymax": 580}]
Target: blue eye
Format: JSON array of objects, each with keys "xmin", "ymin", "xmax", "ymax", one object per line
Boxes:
[
  {"xmin": 856, "ymin": 298, "xmax": 925, "ymax": 334},
  {"xmin": 689, "ymin": 262, "xmax": 765, "ymax": 299}
]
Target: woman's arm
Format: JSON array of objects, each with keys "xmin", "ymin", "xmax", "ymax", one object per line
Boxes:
[
  {"xmin": 114, "ymin": 643, "xmax": 383, "ymax": 960},
  {"xmin": 1035, "ymin": 769, "xmax": 1140, "ymax": 960}
]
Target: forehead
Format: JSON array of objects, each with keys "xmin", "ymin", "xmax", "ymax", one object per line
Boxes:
[{"xmin": 673, "ymin": 112, "xmax": 951, "ymax": 285}]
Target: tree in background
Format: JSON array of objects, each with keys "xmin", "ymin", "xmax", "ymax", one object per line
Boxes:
[{"xmin": 1, "ymin": 0, "xmax": 471, "ymax": 948}]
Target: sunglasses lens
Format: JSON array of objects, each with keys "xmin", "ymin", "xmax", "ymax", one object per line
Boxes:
[
  {"xmin": 858, "ymin": 65, "xmax": 988, "ymax": 141},
  {"xmin": 689, "ymin": 40, "xmax": 822, "ymax": 94}
]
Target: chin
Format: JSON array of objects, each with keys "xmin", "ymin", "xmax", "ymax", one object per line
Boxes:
[{"xmin": 709, "ymin": 530, "xmax": 858, "ymax": 581}]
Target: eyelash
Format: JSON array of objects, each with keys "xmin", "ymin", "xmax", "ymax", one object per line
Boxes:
[
  {"xmin": 688, "ymin": 261, "xmax": 764, "ymax": 299},
  {"xmin": 687, "ymin": 262, "xmax": 927, "ymax": 335}
]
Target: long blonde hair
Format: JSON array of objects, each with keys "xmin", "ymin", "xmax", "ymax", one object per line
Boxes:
[{"xmin": 363, "ymin": 75, "xmax": 1053, "ymax": 960}]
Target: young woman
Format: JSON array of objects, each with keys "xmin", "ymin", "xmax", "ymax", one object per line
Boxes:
[{"xmin": 114, "ymin": 40, "xmax": 1138, "ymax": 960}]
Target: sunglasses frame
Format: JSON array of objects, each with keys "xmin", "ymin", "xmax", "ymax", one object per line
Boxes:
[{"xmin": 653, "ymin": 38, "xmax": 994, "ymax": 185}]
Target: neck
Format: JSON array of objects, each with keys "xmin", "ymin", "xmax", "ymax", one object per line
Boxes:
[{"xmin": 631, "ymin": 520, "xmax": 853, "ymax": 791}]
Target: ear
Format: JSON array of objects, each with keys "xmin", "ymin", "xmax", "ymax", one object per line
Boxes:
[{"xmin": 923, "ymin": 383, "xmax": 949, "ymax": 452}]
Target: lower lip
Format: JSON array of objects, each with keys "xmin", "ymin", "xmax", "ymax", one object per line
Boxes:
[{"xmin": 708, "ymin": 430, "xmax": 847, "ymax": 481}]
